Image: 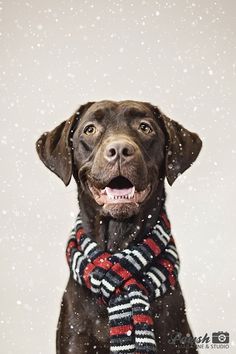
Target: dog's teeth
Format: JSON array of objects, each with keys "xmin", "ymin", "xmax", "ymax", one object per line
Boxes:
[
  {"xmin": 131, "ymin": 187, "xmax": 135, "ymax": 197},
  {"xmin": 107, "ymin": 192, "xmax": 135, "ymax": 201}
]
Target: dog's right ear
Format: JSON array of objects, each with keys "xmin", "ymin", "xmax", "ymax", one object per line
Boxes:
[
  {"xmin": 150, "ymin": 104, "xmax": 202, "ymax": 186},
  {"xmin": 36, "ymin": 102, "xmax": 94, "ymax": 186},
  {"xmin": 159, "ymin": 114, "xmax": 202, "ymax": 186}
]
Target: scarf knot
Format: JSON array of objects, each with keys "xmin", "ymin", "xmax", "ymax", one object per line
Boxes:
[{"xmin": 66, "ymin": 210, "xmax": 180, "ymax": 354}]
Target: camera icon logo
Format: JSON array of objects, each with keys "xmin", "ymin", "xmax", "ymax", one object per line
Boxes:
[{"xmin": 212, "ymin": 331, "xmax": 229, "ymax": 344}]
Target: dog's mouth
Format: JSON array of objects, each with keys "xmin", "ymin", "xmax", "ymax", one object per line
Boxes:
[{"xmin": 88, "ymin": 176, "xmax": 151, "ymax": 207}]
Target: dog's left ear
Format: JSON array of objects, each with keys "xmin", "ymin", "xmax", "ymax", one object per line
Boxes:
[
  {"xmin": 36, "ymin": 102, "xmax": 94, "ymax": 186},
  {"xmin": 158, "ymin": 113, "xmax": 202, "ymax": 186}
]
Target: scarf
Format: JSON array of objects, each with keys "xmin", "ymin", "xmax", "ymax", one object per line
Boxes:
[{"xmin": 66, "ymin": 209, "xmax": 180, "ymax": 354}]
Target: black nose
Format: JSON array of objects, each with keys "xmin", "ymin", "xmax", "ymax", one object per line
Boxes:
[{"xmin": 104, "ymin": 139, "xmax": 136, "ymax": 162}]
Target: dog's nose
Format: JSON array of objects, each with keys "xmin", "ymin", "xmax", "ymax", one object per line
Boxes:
[{"xmin": 104, "ymin": 139, "xmax": 136, "ymax": 162}]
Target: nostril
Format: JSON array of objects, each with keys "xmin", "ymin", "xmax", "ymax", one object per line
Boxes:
[
  {"xmin": 122, "ymin": 147, "xmax": 130, "ymax": 157},
  {"xmin": 107, "ymin": 147, "xmax": 116, "ymax": 157},
  {"xmin": 122, "ymin": 145, "xmax": 134, "ymax": 157}
]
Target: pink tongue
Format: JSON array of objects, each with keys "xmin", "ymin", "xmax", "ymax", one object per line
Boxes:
[{"xmin": 105, "ymin": 187, "xmax": 133, "ymax": 196}]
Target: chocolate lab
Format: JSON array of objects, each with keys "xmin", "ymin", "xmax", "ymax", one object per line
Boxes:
[{"xmin": 36, "ymin": 100, "xmax": 202, "ymax": 354}]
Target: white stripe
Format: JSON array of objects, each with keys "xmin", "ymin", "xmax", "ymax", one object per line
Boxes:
[
  {"xmin": 130, "ymin": 298, "xmax": 150, "ymax": 308},
  {"xmin": 152, "ymin": 230, "xmax": 168, "ymax": 246},
  {"xmin": 90, "ymin": 285, "xmax": 100, "ymax": 294},
  {"xmin": 132, "ymin": 250, "xmax": 147, "ymax": 266},
  {"xmin": 175, "ymin": 263, "xmax": 180, "ymax": 271},
  {"xmin": 72, "ymin": 252, "xmax": 81, "ymax": 280},
  {"xmin": 154, "ymin": 224, "xmax": 170, "ymax": 241},
  {"xmin": 90, "ymin": 276, "xmax": 101, "ymax": 287},
  {"xmin": 151, "ymin": 266, "xmax": 166, "ymax": 282},
  {"xmin": 128, "ymin": 291, "xmax": 147, "ymax": 300},
  {"xmin": 166, "ymin": 248, "xmax": 178, "ymax": 259},
  {"xmin": 102, "ymin": 278, "xmax": 115, "ymax": 292},
  {"xmin": 101, "ymin": 289, "xmax": 110, "ymax": 299},
  {"xmin": 84, "ymin": 242, "xmax": 97, "ymax": 256},
  {"xmin": 123, "ymin": 249, "xmax": 132, "ymax": 254},
  {"xmin": 109, "ymin": 311, "xmax": 131, "ymax": 320},
  {"xmin": 135, "ymin": 330, "xmax": 155, "ymax": 338},
  {"xmin": 168, "ymin": 243, "xmax": 177, "ymax": 251},
  {"xmin": 69, "ymin": 231, "xmax": 76, "ymax": 238},
  {"xmin": 72, "ymin": 251, "xmax": 83, "ymax": 284},
  {"xmin": 175, "ymin": 260, "xmax": 180, "ymax": 267},
  {"xmin": 136, "ymin": 337, "xmax": 156, "ymax": 345},
  {"xmin": 162, "ymin": 283, "xmax": 167, "ymax": 293},
  {"xmin": 113, "ymin": 253, "xmax": 123, "ymax": 259},
  {"xmin": 155, "ymin": 288, "xmax": 161, "ymax": 297},
  {"xmin": 108, "ymin": 303, "xmax": 132, "ymax": 313},
  {"xmin": 80, "ymin": 237, "xmax": 90, "ymax": 251},
  {"xmin": 73, "ymin": 254, "xmax": 85, "ymax": 285},
  {"xmin": 126, "ymin": 255, "xmax": 141, "ymax": 271},
  {"xmin": 111, "ymin": 344, "xmax": 135, "ymax": 351},
  {"xmin": 147, "ymin": 271, "xmax": 162, "ymax": 288},
  {"xmin": 75, "ymin": 218, "xmax": 82, "ymax": 225}
]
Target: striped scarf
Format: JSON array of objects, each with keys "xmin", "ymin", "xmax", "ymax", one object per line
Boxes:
[{"xmin": 66, "ymin": 209, "xmax": 180, "ymax": 354}]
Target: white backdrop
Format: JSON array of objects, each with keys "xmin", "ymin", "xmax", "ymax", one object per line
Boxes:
[{"xmin": 1, "ymin": 1, "xmax": 236, "ymax": 353}]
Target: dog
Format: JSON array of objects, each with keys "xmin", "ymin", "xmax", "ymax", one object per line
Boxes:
[{"xmin": 36, "ymin": 100, "xmax": 202, "ymax": 354}]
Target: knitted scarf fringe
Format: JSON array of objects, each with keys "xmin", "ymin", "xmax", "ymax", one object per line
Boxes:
[{"xmin": 66, "ymin": 209, "xmax": 180, "ymax": 354}]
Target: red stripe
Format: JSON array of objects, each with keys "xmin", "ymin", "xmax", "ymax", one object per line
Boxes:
[
  {"xmin": 66, "ymin": 240, "xmax": 76, "ymax": 254},
  {"xmin": 161, "ymin": 212, "xmax": 170, "ymax": 228},
  {"xmin": 133, "ymin": 314, "xmax": 153, "ymax": 325},
  {"xmin": 111, "ymin": 263, "xmax": 132, "ymax": 281},
  {"xmin": 66, "ymin": 240, "xmax": 77, "ymax": 263},
  {"xmin": 125, "ymin": 278, "xmax": 141, "ymax": 287},
  {"xmin": 76, "ymin": 228, "xmax": 85, "ymax": 243},
  {"xmin": 83, "ymin": 262, "xmax": 95, "ymax": 288},
  {"xmin": 168, "ymin": 273, "xmax": 176, "ymax": 286},
  {"xmin": 159, "ymin": 259, "xmax": 174, "ymax": 273},
  {"xmin": 93, "ymin": 253, "xmax": 113, "ymax": 270},
  {"xmin": 144, "ymin": 238, "xmax": 161, "ymax": 256},
  {"xmin": 110, "ymin": 324, "xmax": 133, "ymax": 336},
  {"xmin": 124, "ymin": 278, "xmax": 148, "ymax": 294}
]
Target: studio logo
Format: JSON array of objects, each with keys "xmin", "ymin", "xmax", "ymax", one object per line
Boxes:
[{"xmin": 168, "ymin": 331, "xmax": 230, "ymax": 350}]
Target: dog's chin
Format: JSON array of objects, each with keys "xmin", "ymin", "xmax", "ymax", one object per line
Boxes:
[
  {"xmin": 88, "ymin": 176, "xmax": 151, "ymax": 219},
  {"xmin": 102, "ymin": 202, "xmax": 140, "ymax": 219}
]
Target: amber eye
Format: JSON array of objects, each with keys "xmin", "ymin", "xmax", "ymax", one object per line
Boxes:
[
  {"xmin": 139, "ymin": 122, "xmax": 153, "ymax": 135},
  {"xmin": 84, "ymin": 124, "xmax": 96, "ymax": 135}
]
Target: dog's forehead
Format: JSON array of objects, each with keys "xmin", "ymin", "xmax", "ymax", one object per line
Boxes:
[{"xmin": 80, "ymin": 100, "xmax": 154, "ymax": 123}]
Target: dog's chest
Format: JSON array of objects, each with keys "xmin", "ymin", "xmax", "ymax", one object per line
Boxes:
[{"xmin": 84, "ymin": 293, "xmax": 110, "ymax": 343}]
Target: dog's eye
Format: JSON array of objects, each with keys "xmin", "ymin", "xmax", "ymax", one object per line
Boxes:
[
  {"xmin": 84, "ymin": 124, "xmax": 96, "ymax": 135},
  {"xmin": 139, "ymin": 122, "xmax": 153, "ymax": 135}
]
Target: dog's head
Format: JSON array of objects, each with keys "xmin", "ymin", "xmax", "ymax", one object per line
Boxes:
[{"xmin": 36, "ymin": 100, "xmax": 202, "ymax": 219}]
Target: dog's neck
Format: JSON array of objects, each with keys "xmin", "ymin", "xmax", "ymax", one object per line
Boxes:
[{"xmin": 77, "ymin": 183, "xmax": 166, "ymax": 252}]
